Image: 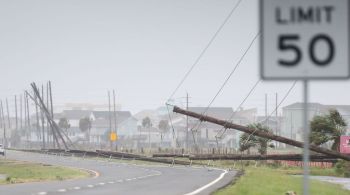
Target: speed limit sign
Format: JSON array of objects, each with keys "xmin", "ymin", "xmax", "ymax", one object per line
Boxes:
[{"xmin": 260, "ymin": 0, "xmax": 350, "ymax": 80}]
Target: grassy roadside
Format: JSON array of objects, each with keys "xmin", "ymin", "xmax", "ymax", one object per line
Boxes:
[
  {"xmin": 214, "ymin": 166, "xmax": 350, "ymax": 195},
  {"xmin": 0, "ymin": 159, "xmax": 90, "ymax": 184}
]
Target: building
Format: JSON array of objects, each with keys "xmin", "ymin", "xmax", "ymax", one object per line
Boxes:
[
  {"xmin": 171, "ymin": 107, "xmax": 257, "ymax": 149},
  {"xmin": 89, "ymin": 111, "xmax": 138, "ymax": 146},
  {"xmin": 282, "ymin": 103, "xmax": 350, "ymax": 143}
]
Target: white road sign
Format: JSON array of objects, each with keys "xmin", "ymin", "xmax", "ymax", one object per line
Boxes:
[{"xmin": 260, "ymin": 0, "xmax": 350, "ymax": 80}]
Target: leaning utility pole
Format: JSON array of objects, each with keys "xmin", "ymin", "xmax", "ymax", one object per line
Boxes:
[
  {"xmin": 34, "ymin": 90, "xmax": 40, "ymax": 141},
  {"xmin": 49, "ymin": 81, "xmax": 56, "ymax": 148},
  {"xmin": 29, "ymin": 83, "xmax": 73, "ymax": 150},
  {"xmin": 173, "ymin": 106, "xmax": 350, "ymax": 161},
  {"xmin": 45, "ymin": 83, "xmax": 50, "ymax": 146},
  {"xmin": 41, "ymin": 85, "xmax": 46, "ymax": 149}
]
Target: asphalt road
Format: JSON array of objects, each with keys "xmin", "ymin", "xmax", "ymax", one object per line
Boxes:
[{"xmin": 0, "ymin": 151, "xmax": 237, "ymax": 195}]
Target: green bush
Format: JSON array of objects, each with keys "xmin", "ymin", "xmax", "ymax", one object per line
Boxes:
[{"xmin": 335, "ymin": 160, "xmax": 350, "ymax": 177}]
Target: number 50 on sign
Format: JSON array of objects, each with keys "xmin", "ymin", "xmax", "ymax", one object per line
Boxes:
[{"xmin": 260, "ymin": 0, "xmax": 350, "ymax": 80}]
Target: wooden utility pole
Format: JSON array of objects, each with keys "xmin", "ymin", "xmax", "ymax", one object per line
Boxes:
[
  {"xmin": 49, "ymin": 81, "xmax": 56, "ymax": 148},
  {"xmin": 108, "ymin": 91, "xmax": 112, "ymax": 151},
  {"xmin": 275, "ymin": 93, "xmax": 278, "ymax": 134},
  {"xmin": 5, "ymin": 98, "xmax": 10, "ymax": 147},
  {"xmin": 45, "ymin": 83, "xmax": 50, "ymax": 146},
  {"xmin": 24, "ymin": 92, "xmax": 27, "ymax": 143},
  {"xmin": 186, "ymin": 92, "xmax": 189, "ymax": 149},
  {"xmin": 26, "ymin": 93, "xmax": 30, "ymax": 144},
  {"xmin": 34, "ymin": 90, "xmax": 40, "ymax": 141},
  {"xmin": 173, "ymin": 106, "xmax": 350, "ymax": 161},
  {"xmin": 113, "ymin": 90, "xmax": 117, "ymax": 150},
  {"xmin": 20, "ymin": 95, "xmax": 23, "ymax": 130},
  {"xmin": 265, "ymin": 93, "xmax": 268, "ymax": 127},
  {"xmin": 0, "ymin": 101, "xmax": 6, "ymax": 147},
  {"xmin": 190, "ymin": 154, "xmax": 337, "ymax": 161},
  {"xmin": 275, "ymin": 93, "xmax": 278, "ymax": 148},
  {"xmin": 0, "ymin": 101, "xmax": 2, "ymax": 129},
  {"xmin": 6, "ymin": 98, "xmax": 11, "ymax": 130},
  {"xmin": 15, "ymin": 95, "xmax": 18, "ymax": 131}
]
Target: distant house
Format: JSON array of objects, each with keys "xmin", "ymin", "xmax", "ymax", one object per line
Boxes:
[
  {"xmin": 89, "ymin": 111, "xmax": 138, "ymax": 145},
  {"xmin": 51, "ymin": 109, "xmax": 137, "ymax": 145},
  {"xmin": 55, "ymin": 110, "xmax": 91, "ymax": 129},
  {"xmin": 52, "ymin": 110, "xmax": 92, "ymax": 143},
  {"xmin": 137, "ymin": 126, "xmax": 164, "ymax": 148},
  {"xmin": 171, "ymin": 107, "xmax": 257, "ymax": 149},
  {"xmin": 282, "ymin": 103, "xmax": 350, "ymax": 143}
]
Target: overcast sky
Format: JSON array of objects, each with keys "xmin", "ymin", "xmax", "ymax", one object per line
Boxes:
[{"xmin": 1, "ymin": 0, "xmax": 349, "ymax": 115}]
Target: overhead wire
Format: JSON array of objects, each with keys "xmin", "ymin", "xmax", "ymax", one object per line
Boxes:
[
  {"xmin": 240, "ymin": 80, "xmax": 298, "ymax": 148},
  {"xmin": 215, "ymin": 78, "xmax": 262, "ymax": 140},
  {"xmin": 165, "ymin": 0, "xmax": 246, "ymax": 148},
  {"xmin": 189, "ymin": 32, "xmax": 261, "ymax": 147},
  {"xmin": 166, "ymin": 0, "xmax": 245, "ymax": 103}
]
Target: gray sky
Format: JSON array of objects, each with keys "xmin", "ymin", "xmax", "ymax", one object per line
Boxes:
[{"xmin": 1, "ymin": 0, "xmax": 349, "ymax": 115}]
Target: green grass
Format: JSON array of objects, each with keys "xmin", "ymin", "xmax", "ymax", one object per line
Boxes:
[
  {"xmin": 0, "ymin": 159, "xmax": 90, "ymax": 184},
  {"xmin": 215, "ymin": 166, "xmax": 350, "ymax": 195}
]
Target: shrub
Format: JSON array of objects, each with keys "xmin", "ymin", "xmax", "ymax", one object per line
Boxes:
[{"xmin": 335, "ymin": 160, "xmax": 350, "ymax": 177}]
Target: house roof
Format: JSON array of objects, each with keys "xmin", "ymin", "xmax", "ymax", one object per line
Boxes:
[
  {"xmin": 187, "ymin": 107, "xmax": 234, "ymax": 119},
  {"xmin": 91, "ymin": 118, "xmax": 109, "ymax": 128},
  {"xmin": 138, "ymin": 126, "xmax": 161, "ymax": 133},
  {"xmin": 324, "ymin": 105, "xmax": 350, "ymax": 116},
  {"xmin": 91, "ymin": 111, "xmax": 132, "ymax": 124},
  {"xmin": 282, "ymin": 102, "xmax": 324, "ymax": 110},
  {"xmin": 283, "ymin": 103, "xmax": 350, "ymax": 116},
  {"xmin": 61, "ymin": 110, "xmax": 92, "ymax": 120}
]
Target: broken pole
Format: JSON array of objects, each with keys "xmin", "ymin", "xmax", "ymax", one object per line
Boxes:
[{"xmin": 173, "ymin": 106, "xmax": 350, "ymax": 161}]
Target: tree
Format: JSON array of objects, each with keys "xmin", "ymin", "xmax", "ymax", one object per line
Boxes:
[
  {"xmin": 158, "ymin": 120, "xmax": 170, "ymax": 144},
  {"xmin": 79, "ymin": 117, "xmax": 91, "ymax": 141},
  {"xmin": 142, "ymin": 117, "xmax": 152, "ymax": 128},
  {"xmin": 310, "ymin": 109, "xmax": 347, "ymax": 152},
  {"xmin": 142, "ymin": 117, "xmax": 152, "ymax": 150},
  {"xmin": 58, "ymin": 117, "xmax": 70, "ymax": 134},
  {"xmin": 239, "ymin": 123, "xmax": 273, "ymax": 155}
]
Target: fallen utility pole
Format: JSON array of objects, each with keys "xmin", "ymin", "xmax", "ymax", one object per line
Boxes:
[
  {"xmin": 189, "ymin": 154, "xmax": 337, "ymax": 162},
  {"xmin": 153, "ymin": 153, "xmax": 190, "ymax": 158},
  {"xmin": 173, "ymin": 106, "xmax": 350, "ymax": 161}
]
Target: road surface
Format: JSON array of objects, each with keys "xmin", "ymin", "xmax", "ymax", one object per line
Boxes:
[{"xmin": 0, "ymin": 151, "xmax": 236, "ymax": 195}]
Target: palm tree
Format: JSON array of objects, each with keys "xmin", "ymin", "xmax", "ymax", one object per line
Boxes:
[
  {"xmin": 142, "ymin": 117, "xmax": 152, "ymax": 150},
  {"xmin": 158, "ymin": 120, "xmax": 170, "ymax": 147},
  {"xmin": 310, "ymin": 109, "xmax": 347, "ymax": 152},
  {"xmin": 79, "ymin": 117, "xmax": 91, "ymax": 141},
  {"xmin": 58, "ymin": 117, "xmax": 70, "ymax": 135},
  {"xmin": 239, "ymin": 123, "xmax": 273, "ymax": 155}
]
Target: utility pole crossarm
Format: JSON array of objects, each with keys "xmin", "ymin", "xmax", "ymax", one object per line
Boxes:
[{"xmin": 173, "ymin": 106, "xmax": 350, "ymax": 161}]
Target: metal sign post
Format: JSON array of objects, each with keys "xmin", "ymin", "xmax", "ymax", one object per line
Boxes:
[
  {"xmin": 302, "ymin": 80, "xmax": 309, "ymax": 194},
  {"xmin": 260, "ymin": 0, "xmax": 350, "ymax": 194}
]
